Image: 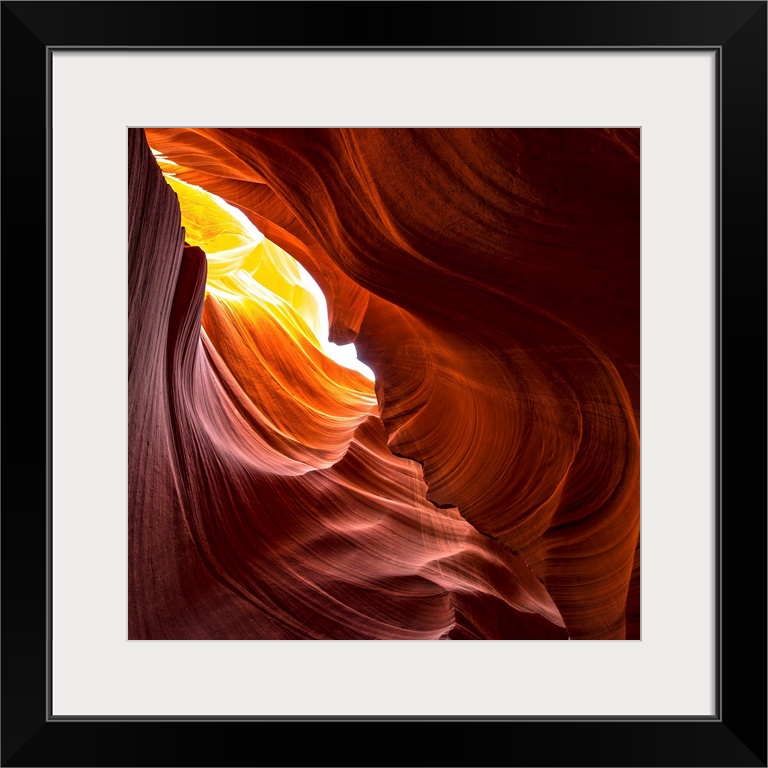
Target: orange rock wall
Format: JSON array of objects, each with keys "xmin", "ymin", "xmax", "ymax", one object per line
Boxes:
[{"xmin": 130, "ymin": 127, "xmax": 640, "ymax": 640}]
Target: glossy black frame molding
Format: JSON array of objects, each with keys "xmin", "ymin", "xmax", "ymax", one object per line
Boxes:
[{"xmin": 3, "ymin": 2, "xmax": 765, "ymax": 766}]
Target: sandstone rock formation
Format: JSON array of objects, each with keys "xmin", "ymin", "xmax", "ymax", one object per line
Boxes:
[{"xmin": 130, "ymin": 127, "xmax": 639, "ymax": 640}]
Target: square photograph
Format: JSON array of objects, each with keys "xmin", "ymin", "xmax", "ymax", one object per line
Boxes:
[{"xmin": 128, "ymin": 127, "xmax": 640, "ymax": 641}]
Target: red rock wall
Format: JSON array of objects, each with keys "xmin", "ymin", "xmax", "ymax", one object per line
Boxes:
[{"xmin": 130, "ymin": 127, "xmax": 640, "ymax": 640}]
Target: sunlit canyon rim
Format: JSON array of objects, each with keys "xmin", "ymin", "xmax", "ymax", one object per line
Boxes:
[{"xmin": 129, "ymin": 128, "xmax": 640, "ymax": 640}]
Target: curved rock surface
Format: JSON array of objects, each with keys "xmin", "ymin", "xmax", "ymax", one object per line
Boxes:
[{"xmin": 131, "ymin": 127, "xmax": 640, "ymax": 640}]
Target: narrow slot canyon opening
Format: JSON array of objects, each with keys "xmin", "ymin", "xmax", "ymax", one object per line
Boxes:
[{"xmin": 153, "ymin": 149, "xmax": 376, "ymax": 389}]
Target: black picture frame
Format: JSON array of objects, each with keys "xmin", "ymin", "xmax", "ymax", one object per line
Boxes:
[{"xmin": 3, "ymin": 2, "xmax": 765, "ymax": 766}]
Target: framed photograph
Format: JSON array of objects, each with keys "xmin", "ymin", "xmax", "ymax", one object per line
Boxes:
[{"xmin": 4, "ymin": 1, "xmax": 765, "ymax": 765}]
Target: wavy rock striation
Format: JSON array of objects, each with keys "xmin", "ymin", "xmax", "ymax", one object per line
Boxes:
[{"xmin": 130, "ymin": 127, "xmax": 640, "ymax": 640}]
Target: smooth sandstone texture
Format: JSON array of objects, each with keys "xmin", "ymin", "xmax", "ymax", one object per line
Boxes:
[{"xmin": 130, "ymin": 127, "xmax": 639, "ymax": 640}]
